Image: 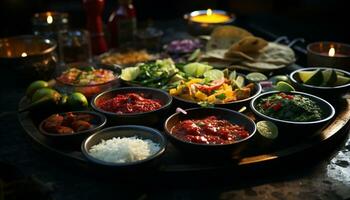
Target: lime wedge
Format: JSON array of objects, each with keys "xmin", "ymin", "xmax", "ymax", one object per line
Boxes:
[
  {"xmin": 257, "ymin": 121, "xmax": 278, "ymax": 139},
  {"xmin": 183, "ymin": 62, "xmax": 213, "ymax": 77},
  {"xmin": 203, "ymin": 69, "xmax": 224, "ymax": 81},
  {"xmin": 246, "ymin": 72, "xmax": 268, "ymax": 82},
  {"xmin": 321, "ymin": 69, "xmax": 337, "ymax": 86},
  {"xmin": 121, "ymin": 66, "xmax": 140, "ymax": 81},
  {"xmin": 275, "ymin": 81, "xmax": 295, "ymax": 92},
  {"xmin": 334, "ymin": 75, "xmax": 350, "ymax": 86},
  {"xmin": 301, "ymin": 69, "xmax": 323, "ymax": 85},
  {"xmin": 235, "ymin": 75, "xmax": 245, "ymax": 88},
  {"xmin": 229, "ymin": 70, "xmax": 237, "ymax": 81},
  {"xmin": 269, "ymin": 75, "xmax": 290, "ymax": 85},
  {"xmin": 298, "ymin": 70, "xmax": 315, "ymax": 83}
]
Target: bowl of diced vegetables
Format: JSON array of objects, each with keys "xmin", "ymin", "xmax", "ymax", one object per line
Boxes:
[
  {"xmin": 289, "ymin": 67, "xmax": 350, "ymax": 98},
  {"xmin": 55, "ymin": 62, "xmax": 121, "ymax": 98},
  {"xmin": 120, "ymin": 58, "xmax": 183, "ymax": 89},
  {"xmin": 168, "ymin": 63, "xmax": 262, "ymax": 109}
]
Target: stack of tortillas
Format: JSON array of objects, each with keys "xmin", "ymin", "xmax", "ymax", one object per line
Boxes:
[{"xmin": 201, "ymin": 26, "xmax": 296, "ymax": 71}]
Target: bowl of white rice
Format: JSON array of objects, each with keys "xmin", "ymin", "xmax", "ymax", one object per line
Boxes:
[{"xmin": 81, "ymin": 125, "xmax": 167, "ymax": 167}]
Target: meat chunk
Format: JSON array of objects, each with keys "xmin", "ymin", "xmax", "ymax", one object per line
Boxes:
[
  {"xmin": 71, "ymin": 120, "xmax": 92, "ymax": 132},
  {"xmin": 43, "ymin": 114, "xmax": 64, "ymax": 132},
  {"xmin": 56, "ymin": 126, "xmax": 74, "ymax": 134}
]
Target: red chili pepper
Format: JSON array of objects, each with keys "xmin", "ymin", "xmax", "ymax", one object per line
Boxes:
[{"xmin": 272, "ymin": 102, "xmax": 282, "ymax": 111}]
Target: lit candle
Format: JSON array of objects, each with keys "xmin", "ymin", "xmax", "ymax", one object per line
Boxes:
[
  {"xmin": 190, "ymin": 9, "xmax": 231, "ymax": 24},
  {"xmin": 46, "ymin": 15, "xmax": 53, "ymax": 24},
  {"xmin": 307, "ymin": 42, "xmax": 350, "ymax": 70},
  {"xmin": 185, "ymin": 9, "xmax": 235, "ymax": 35}
]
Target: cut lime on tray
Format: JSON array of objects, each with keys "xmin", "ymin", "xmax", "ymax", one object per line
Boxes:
[
  {"xmin": 246, "ymin": 72, "xmax": 268, "ymax": 82},
  {"xmin": 121, "ymin": 66, "xmax": 140, "ymax": 81},
  {"xmin": 203, "ymin": 69, "xmax": 224, "ymax": 81},
  {"xmin": 275, "ymin": 81, "xmax": 295, "ymax": 92},
  {"xmin": 257, "ymin": 121, "xmax": 278, "ymax": 139},
  {"xmin": 183, "ymin": 62, "xmax": 212, "ymax": 77}
]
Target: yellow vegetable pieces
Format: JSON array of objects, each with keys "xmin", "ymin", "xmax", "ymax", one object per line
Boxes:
[{"xmin": 169, "ymin": 79, "xmax": 253, "ymax": 104}]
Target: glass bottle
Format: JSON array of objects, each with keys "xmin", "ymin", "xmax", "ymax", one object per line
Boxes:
[
  {"xmin": 82, "ymin": 0, "xmax": 108, "ymax": 55},
  {"xmin": 108, "ymin": 0, "xmax": 137, "ymax": 48}
]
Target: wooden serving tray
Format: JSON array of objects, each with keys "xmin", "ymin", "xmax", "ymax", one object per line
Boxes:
[{"xmin": 18, "ymin": 96, "xmax": 350, "ymax": 173}]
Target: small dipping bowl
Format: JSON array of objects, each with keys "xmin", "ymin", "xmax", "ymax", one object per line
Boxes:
[
  {"xmin": 289, "ymin": 67, "xmax": 350, "ymax": 99},
  {"xmin": 184, "ymin": 9, "xmax": 236, "ymax": 35},
  {"xmin": 0, "ymin": 35, "xmax": 58, "ymax": 82},
  {"xmin": 55, "ymin": 62, "xmax": 121, "ymax": 98},
  {"xmin": 39, "ymin": 111, "xmax": 107, "ymax": 145},
  {"xmin": 164, "ymin": 107, "xmax": 256, "ymax": 156},
  {"xmin": 250, "ymin": 91, "xmax": 335, "ymax": 134},
  {"xmin": 307, "ymin": 42, "xmax": 350, "ymax": 71},
  {"xmin": 91, "ymin": 87, "xmax": 173, "ymax": 126},
  {"xmin": 81, "ymin": 125, "xmax": 166, "ymax": 169}
]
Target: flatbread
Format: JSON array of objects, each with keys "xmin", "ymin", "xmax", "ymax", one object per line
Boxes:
[
  {"xmin": 206, "ymin": 26, "xmax": 253, "ymax": 51},
  {"xmin": 254, "ymin": 43, "xmax": 295, "ymax": 65},
  {"xmin": 224, "ymin": 50, "xmax": 255, "ymax": 61},
  {"xmin": 241, "ymin": 61, "xmax": 285, "ymax": 71},
  {"xmin": 228, "ymin": 36, "xmax": 268, "ymax": 53}
]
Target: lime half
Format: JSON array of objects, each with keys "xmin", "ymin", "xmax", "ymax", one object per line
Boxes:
[
  {"xmin": 203, "ymin": 69, "xmax": 224, "ymax": 81},
  {"xmin": 275, "ymin": 81, "xmax": 295, "ymax": 92},
  {"xmin": 246, "ymin": 72, "xmax": 268, "ymax": 82},
  {"xmin": 183, "ymin": 62, "xmax": 212, "ymax": 77},
  {"xmin": 257, "ymin": 121, "xmax": 278, "ymax": 139}
]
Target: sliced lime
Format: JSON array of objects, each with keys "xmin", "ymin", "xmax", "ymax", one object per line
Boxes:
[
  {"xmin": 275, "ymin": 81, "xmax": 295, "ymax": 92},
  {"xmin": 203, "ymin": 69, "xmax": 224, "ymax": 81},
  {"xmin": 183, "ymin": 62, "xmax": 212, "ymax": 77},
  {"xmin": 334, "ymin": 75, "xmax": 350, "ymax": 86},
  {"xmin": 121, "ymin": 66, "xmax": 140, "ymax": 81},
  {"xmin": 246, "ymin": 72, "xmax": 268, "ymax": 82},
  {"xmin": 299, "ymin": 69, "xmax": 323, "ymax": 85},
  {"xmin": 235, "ymin": 75, "xmax": 245, "ymax": 88},
  {"xmin": 321, "ymin": 69, "xmax": 337, "ymax": 86},
  {"xmin": 229, "ymin": 70, "xmax": 237, "ymax": 81},
  {"xmin": 257, "ymin": 121, "xmax": 278, "ymax": 139},
  {"xmin": 269, "ymin": 75, "xmax": 290, "ymax": 85}
]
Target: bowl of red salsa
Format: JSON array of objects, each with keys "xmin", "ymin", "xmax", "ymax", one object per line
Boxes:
[
  {"xmin": 164, "ymin": 107, "xmax": 256, "ymax": 154},
  {"xmin": 91, "ymin": 87, "xmax": 173, "ymax": 126}
]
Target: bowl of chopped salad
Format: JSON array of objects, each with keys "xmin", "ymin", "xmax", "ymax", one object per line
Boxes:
[
  {"xmin": 250, "ymin": 91, "xmax": 335, "ymax": 133},
  {"xmin": 169, "ymin": 68, "xmax": 262, "ymax": 109},
  {"xmin": 55, "ymin": 62, "xmax": 120, "ymax": 98}
]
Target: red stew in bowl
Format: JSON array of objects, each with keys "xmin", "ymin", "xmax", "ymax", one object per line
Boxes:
[
  {"xmin": 170, "ymin": 116, "xmax": 250, "ymax": 144},
  {"xmin": 96, "ymin": 93, "xmax": 162, "ymax": 114}
]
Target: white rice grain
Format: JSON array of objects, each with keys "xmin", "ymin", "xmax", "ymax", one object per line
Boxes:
[{"xmin": 89, "ymin": 136, "xmax": 160, "ymax": 163}]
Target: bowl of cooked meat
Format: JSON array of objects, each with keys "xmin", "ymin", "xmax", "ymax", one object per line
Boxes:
[{"xmin": 39, "ymin": 111, "xmax": 107, "ymax": 144}]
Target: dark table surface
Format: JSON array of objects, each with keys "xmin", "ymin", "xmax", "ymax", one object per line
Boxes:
[{"xmin": 1, "ymin": 20, "xmax": 350, "ymax": 200}]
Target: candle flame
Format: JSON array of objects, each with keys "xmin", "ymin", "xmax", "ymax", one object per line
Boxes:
[
  {"xmin": 207, "ymin": 9, "xmax": 213, "ymax": 16},
  {"xmin": 47, "ymin": 15, "xmax": 53, "ymax": 24},
  {"xmin": 328, "ymin": 47, "xmax": 335, "ymax": 57},
  {"xmin": 21, "ymin": 52, "xmax": 27, "ymax": 57}
]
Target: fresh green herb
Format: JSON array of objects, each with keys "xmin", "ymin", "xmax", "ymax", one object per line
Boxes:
[{"xmin": 216, "ymin": 93, "xmax": 226, "ymax": 100}]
